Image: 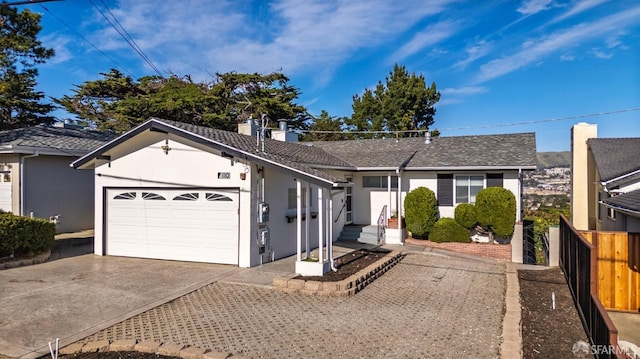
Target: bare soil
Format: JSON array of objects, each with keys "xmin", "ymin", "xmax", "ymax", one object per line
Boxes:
[
  {"xmin": 519, "ymin": 267, "xmax": 592, "ymax": 358},
  {"xmin": 293, "ymin": 248, "xmax": 391, "ymax": 281}
]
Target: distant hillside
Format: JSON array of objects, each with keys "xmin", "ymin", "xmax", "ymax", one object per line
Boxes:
[{"xmin": 537, "ymin": 151, "xmax": 571, "ymax": 169}]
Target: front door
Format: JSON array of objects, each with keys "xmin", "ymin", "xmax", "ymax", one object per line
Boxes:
[{"xmin": 346, "ymin": 177, "xmax": 352, "ymax": 224}]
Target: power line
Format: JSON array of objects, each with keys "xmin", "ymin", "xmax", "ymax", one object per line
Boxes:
[
  {"xmin": 300, "ymin": 107, "xmax": 640, "ymax": 134},
  {"xmin": 39, "ymin": 4, "xmax": 136, "ymax": 78},
  {"xmin": 88, "ymin": 0, "xmax": 163, "ymax": 77}
]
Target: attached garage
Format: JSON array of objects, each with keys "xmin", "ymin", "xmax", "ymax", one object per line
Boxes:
[{"xmin": 105, "ymin": 188, "xmax": 239, "ymax": 264}]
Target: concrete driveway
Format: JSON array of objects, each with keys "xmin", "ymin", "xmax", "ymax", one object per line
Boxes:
[{"xmin": 0, "ymin": 253, "xmax": 239, "ymax": 358}]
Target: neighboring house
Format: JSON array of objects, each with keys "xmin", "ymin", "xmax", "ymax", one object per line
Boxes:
[
  {"xmin": 0, "ymin": 123, "xmax": 117, "ymax": 233},
  {"xmin": 570, "ymin": 122, "xmax": 640, "ymax": 232},
  {"xmin": 72, "ymin": 117, "xmax": 536, "ymax": 273}
]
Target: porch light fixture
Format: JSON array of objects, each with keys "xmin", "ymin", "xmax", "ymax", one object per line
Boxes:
[{"xmin": 161, "ymin": 139, "xmax": 171, "ymax": 155}]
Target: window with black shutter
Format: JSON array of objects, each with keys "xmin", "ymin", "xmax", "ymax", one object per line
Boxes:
[
  {"xmin": 437, "ymin": 174, "xmax": 453, "ymax": 206},
  {"xmin": 486, "ymin": 173, "xmax": 503, "ymax": 187}
]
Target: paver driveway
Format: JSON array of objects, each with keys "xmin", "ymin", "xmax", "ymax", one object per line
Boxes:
[
  {"xmin": 80, "ymin": 253, "xmax": 506, "ymax": 358},
  {"xmin": 0, "ymin": 254, "xmax": 238, "ymax": 358}
]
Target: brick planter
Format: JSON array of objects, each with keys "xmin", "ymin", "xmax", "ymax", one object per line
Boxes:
[
  {"xmin": 273, "ymin": 250, "xmax": 404, "ymax": 296},
  {"xmin": 406, "ymin": 238, "xmax": 511, "ymax": 261}
]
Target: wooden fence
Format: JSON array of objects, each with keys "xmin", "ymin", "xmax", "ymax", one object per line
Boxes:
[
  {"xmin": 560, "ymin": 216, "xmax": 619, "ymax": 358},
  {"xmin": 579, "ymin": 230, "xmax": 640, "ymax": 312}
]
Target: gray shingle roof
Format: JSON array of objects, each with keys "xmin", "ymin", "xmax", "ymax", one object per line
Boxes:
[
  {"xmin": 588, "ymin": 138, "xmax": 640, "ymax": 183},
  {"xmin": 313, "ymin": 133, "xmax": 537, "ymax": 169},
  {"xmin": 0, "ymin": 126, "xmax": 117, "ymax": 154},
  {"xmin": 602, "ymin": 189, "xmax": 640, "ymax": 215}
]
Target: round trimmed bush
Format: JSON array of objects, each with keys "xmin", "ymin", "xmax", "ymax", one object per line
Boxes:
[
  {"xmin": 429, "ymin": 218, "xmax": 470, "ymax": 243},
  {"xmin": 404, "ymin": 186, "xmax": 438, "ymax": 239},
  {"xmin": 475, "ymin": 187, "xmax": 516, "ymax": 238},
  {"xmin": 454, "ymin": 203, "xmax": 477, "ymax": 229}
]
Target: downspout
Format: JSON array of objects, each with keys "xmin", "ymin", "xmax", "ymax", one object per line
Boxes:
[
  {"xmin": 518, "ymin": 168, "xmax": 523, "ymax": 222},
  {"xmin": 20, "ymin": 152, "xmax": 40, "ymax": 216},
  {"xmin": 329, "ymin": 191, "xmax": 337, "ymax": 271}
]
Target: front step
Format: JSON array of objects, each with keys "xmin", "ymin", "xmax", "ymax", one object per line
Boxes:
[{"xmin": 338, "ymin": 225, "xmax": 381, "ymax": 245}]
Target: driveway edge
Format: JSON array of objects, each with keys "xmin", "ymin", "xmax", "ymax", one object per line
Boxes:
[{"xmin": 501, "ymin": 262, "xmax": 523, "ymax": 359}]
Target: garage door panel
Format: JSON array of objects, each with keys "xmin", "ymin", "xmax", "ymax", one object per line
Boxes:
[{"xmin": 106, "ymin": 188, "xmax": 239, "ymax": 264}]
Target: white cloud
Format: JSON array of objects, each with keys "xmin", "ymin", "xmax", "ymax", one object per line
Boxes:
[
  {"xmin": 560, "ymin": 53, "xmax": 576, "ymax": 61},
  {"xmin": 475, "ymin": 6, "xmax": 640, "ymax": 83},
  {"xmin": 389, "ymin": 20, "xmax": 462, "ymax": 62},
  {"xmin": 455, "ymin": 40, "xmax": 491, "ymax": 69},
  {"xmin": 550, "ymin": 0, "xmax": 610, "ymax": 23},
  {"xmin": 517, "ymin": 0, "xmax": 556, "ymax": 15},
  {"xmin": 440, "ymin": 86, "xmax": 488, "ymax": 95},
  {"xmin": 87, "ymin": 0, "xmax": 457, "ymax": 83},
  {"xmin": 40, "ymin": 34, "xmax": 74, "ymax": 66},
  {"xmin": 590, "ymin": 49, "xmax": 613, "ymax": 59}
]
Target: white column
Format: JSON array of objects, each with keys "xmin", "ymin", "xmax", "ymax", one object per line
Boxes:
[
  {"xmin": 305, "ymin": 182, "xmax": 311, "ymax": 258},
  {"xmin": 296, "ymin": 179, "xmax": 302, "ymax": 261},
  {"xmin": 318, "ymin": 187, "xmax": 324, "ymax": 263},
  {"xmin": 397, "ymin": 171, "xmax": 403, "ymax": 222},
  {"xmin": 387, "ymin": 174, "xmax": 392, "ymax": 219}
]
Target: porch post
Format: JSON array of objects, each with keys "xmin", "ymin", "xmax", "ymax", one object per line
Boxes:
[
  {"xmin": 296, "ymin": 179, "xmax": 302, "ymax": 261},
  {"xmin": 397, "ymin": 170, "xmax": 403, "ymax": 225},
  {"xmin": 305, "ymin": 182, "xmax": 310, "ymax": 258},
  {"xmin": 318, "ymin": 187, "xmax": 324, "ymax": 263},
  {"xmin": 387, "ymin": 174, "xmax": 392, "ymax": 219}
]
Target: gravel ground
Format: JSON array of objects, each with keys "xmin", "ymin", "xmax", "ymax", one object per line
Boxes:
[{"xmin": 77, "ymin": 253, "xmax": 506, "ymax": 359}]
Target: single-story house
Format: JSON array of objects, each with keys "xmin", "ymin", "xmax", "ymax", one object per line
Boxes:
[
  {"xmin": 0, "ymin": 123, "xmax": 117, "ymax": 233},
  {"xmin": 570, "ymin": 122, "xmax": 640, "ymax": 232},
  {"xmin": 72, "ymin": 117, "xmax": 536, "ymax": 274}
]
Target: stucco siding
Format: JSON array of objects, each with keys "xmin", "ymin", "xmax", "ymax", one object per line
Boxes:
[{"xmin": 23, "ymin": 155, "xmax": 94, "ymax": 233}]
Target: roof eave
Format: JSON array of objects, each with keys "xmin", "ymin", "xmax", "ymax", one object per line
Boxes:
[
  {"xmin": 405, "ymin": 165, "xmax": 537, "ymax": 171},
  {"xmin": 599, "ymin": 201, "xmax": 640, "ymax": 218},
  {"xmin": 0, "ymin": 145, "xmax": 86, "ymax": 157}
]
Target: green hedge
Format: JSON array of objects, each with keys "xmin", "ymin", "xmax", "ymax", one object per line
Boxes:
[
  {"xmin": 0, "ymin": 213, "xmax": 55, "ymax": 258},
  {"xmin": 404, "ymin": 187, "xmax": 438, "ymax": 239},
  {"xmin": 454, "ymin": 203, "xmax": 477, "ymax": 229},
  {"xmin": 429, "ymin": 218, "xmax": 470, "ymax": 243},
  {"xmin": 475, "ymin": 187, "xmax": 516, "ymax": 238}
]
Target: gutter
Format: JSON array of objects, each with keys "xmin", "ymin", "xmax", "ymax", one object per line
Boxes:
[
  {"xmin": 599, "ymin": 168, "xmax": 640, "ymax": 191},
  {"xmin": 20, "ymin": 152, "xmax": 39, "ymax": 216},
  {"xmin": 599, "ymin": 201, "xmax": 640, "ymax": 218},
  {"xmin": 405, "ymin": 165, "xmax": 537, "ymax": 171}
]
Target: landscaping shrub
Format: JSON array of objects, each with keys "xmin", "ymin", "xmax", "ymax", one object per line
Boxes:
[
  {"xmin": 429, "ymin": 218, "xmax": 470, "ymax": 243},
  {"xmin": 475, "ymin": 187, "xmax": 516, "ymax": 238},
  {"xmin": 454, "ymin": 203, "xmax": 477, "ymax": 229},
  {"xmin": 404, "ymin": 187, "xmax": 438, "ymax": 239},
  {"xmin": 0, "ymin": 213, "xmax": 55, "ymax": 258}
]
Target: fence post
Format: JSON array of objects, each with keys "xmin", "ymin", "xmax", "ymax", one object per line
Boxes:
[
  {"xmin": 511, "ymin": 222, "xmax": 523, "ymax": 263},
  {"xmin": 548, "ymin": 225, "xmax": 559, "ymax": 267}
]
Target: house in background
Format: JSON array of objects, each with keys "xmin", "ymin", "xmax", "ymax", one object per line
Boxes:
[
  {"xmin": 571, "ymin": 122, "xmax": 640, "ymax": 232},
  {"xmin": 72, "ymin": 117, "xmax": 536, "ymax": 274},
  {"xmin": 0, "ymin": 123, "xmax": 117, "ymax": 233}
]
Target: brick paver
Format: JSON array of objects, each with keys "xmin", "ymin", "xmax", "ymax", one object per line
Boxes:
[{"xmin": 80, "ymin": 253, "xmax": 505, "ymax": 358}]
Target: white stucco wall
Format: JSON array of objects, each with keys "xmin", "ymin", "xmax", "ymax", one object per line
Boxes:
[
  {"xmin": 347, "ymin": 170, "xmax": 523, "ymax": 225},
  {"xmin": 93, "ymin": 136, "xmax": 255, "ymax": 266}
]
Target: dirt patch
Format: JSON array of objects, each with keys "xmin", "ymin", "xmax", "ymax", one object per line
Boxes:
[
  {"xmin": 293, "ymin": 248, "xmax": 390, "ymax": 282},
  {"xmin": 519, "ymin": 267, "xmax": 592, "ymax": 358}
]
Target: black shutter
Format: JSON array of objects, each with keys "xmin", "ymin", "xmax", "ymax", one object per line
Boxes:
[
  {"xmin": 437, "ymin": 174, "xmax": 453, "ymax": 206},
  {"xmin": 486, "ymin": 173, "xmax": 503, "ymax": 187}
]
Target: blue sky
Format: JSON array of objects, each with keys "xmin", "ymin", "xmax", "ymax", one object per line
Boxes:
[{"xmin": 25, "ymin": 0, "xmax": 640, "ymax": 152}]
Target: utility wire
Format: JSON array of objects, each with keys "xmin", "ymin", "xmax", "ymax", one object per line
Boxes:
[
  {"xmin": 39, "ymin": 4, "xmax": 136, "ymax": 78},
  {"xmin": 88, "ymin": 0, "xmax": 163, "ymax": 77},
  {"xmin": 299, "ymin": 107, "xmax": 640, "ymax": 134}
]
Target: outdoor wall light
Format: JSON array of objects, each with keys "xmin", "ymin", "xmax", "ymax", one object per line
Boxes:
[{"xmin": 161, "ymin": 139, "xmax": 171, "ymax": 155}]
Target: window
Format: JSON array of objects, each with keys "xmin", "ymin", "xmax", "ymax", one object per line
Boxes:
[
  {"xmin": 206, "ymin": 193, "xmax": 232, "ymax": 201},
  {"xmin": 114, "ymin": 192, "xmax": 136, "ymax": 200},
  {"xmin": 288, "ymin": 188, "xmax": 312, "ymax": 210},
  {"xmin": 607, "ymin": 192, "xmax": 618, "ymax": 220},
  {"xmin": 142, "ymin": 192, "xmax": 165, "ymax": 200},
  {"xmin": 173, "ymin": 193, "xmax": 199, "ymax": 201},
  {"xmin": 362, "ymin": 176, "xmax": 398, "ymax": 189},
  {"xmin": 455, "ymin": 175, "xmax": 484, "ymax": 204},
  {"xmin": 486, "ymin": 173, "xmax": 503, "ymax": 187}
]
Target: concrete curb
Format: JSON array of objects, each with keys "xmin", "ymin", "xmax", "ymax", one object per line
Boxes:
[
  {"xmin": 501, "ymin": 262, "xmax": 523, "ymax": 359},
  {"xmin": 273, "ymin": 250, "xmax": 404, "ymax": 296},
  {"xmin": 59, "ymin": 339, "xmax": 247, "ymax": 359},
  {"xmin": 0, "ymin": 250, "xmax": 50, "ymax": 270}
]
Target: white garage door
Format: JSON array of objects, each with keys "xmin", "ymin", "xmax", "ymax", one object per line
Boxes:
[{"xmin": 106, "ymin": 188, "xmax": 239, "ymax": 264}]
